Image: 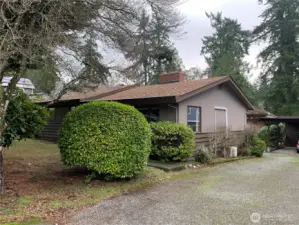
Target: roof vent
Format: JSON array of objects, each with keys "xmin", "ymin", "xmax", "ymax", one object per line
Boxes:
[{"xmin": 159, "ymin": 72, "xmax": 185, "ymax": 84}]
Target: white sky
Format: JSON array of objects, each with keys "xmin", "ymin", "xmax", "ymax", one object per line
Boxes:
[{"xmin": 175, "ymin": 0, "xmax": 265, "ymax": 82}]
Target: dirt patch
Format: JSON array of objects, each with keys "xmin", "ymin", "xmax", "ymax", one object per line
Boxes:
[{"xmin": 0, "ymin": 140, "xmax": 170, "ymax": 224}]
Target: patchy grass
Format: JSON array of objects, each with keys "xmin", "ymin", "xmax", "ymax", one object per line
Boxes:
[
  {"xmin": 0, "ymin": 139, "xmax": 259, "ymax": 224},
  {"xmin": 0, "ymin": 139, "xmax": 175, "ymax": 224},
  {"xmin": 1, "ymin": 219, "xmax": 48, "ymax": 225}
]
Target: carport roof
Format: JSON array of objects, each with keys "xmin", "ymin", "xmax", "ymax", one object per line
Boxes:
[{"xmin": 262, "ymin": 116, "xmax": 299, "ymax": 123}]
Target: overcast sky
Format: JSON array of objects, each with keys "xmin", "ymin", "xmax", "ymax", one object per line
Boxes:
[{"xmin": 176, "ymin": 0, "xmax": 264, "ymax": 81}]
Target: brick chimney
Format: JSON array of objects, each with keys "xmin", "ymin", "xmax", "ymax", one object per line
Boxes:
[{"xmin": 159, "ymin": 72, "xmax": 185, "ymax": 84}]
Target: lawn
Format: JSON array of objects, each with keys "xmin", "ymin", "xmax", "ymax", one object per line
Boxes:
[
  {"xmin": 0, "ymin": 139, "xmax": 256, "ymax": 224},
  {"xmin": 0, "ymin": 139, "xmax": 175, "ymax": 224}
]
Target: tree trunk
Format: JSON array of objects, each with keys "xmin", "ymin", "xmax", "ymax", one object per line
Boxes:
[
  {"xmin": 0, "ymin": 57, "xmax": 28, "ymax": 195},
  {"xmin": 0, "ymin": 147, "xmax": 3, "ymax": 195},
  {"xmin": 0, "ymin": 99, "xmax": 9, "ymax": 195},
  {"xmin": 0, "ymin": 101, "xmax": 8, "ymax": 195}
]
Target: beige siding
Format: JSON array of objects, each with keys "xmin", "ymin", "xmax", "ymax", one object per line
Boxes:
[
  {"xmin": 179, "ymin": 85, "xmax": 247, "ymax": 132},
  {"xmin": 159, "ymin": 105, "xmax": 177, "ymax": 122}
]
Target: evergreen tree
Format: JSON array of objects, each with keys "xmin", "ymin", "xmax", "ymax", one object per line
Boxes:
[
  {"xmin": 124, "ymin": 10, "xmax": 184, "ymax": 85},
  {"xmin": 78, "ymin": 38, "xmax": 110, "ymax": 87},
  {"xmin": 201, "ymin": 12, "xmax": 254, "ymax": 101},
  {"xmin": 253, "ymin": 0, "xmax": 299, "ymax": 115},
  {"xmin": 149, "ymin": 14, "xmax": 184, "ymax": 84}
]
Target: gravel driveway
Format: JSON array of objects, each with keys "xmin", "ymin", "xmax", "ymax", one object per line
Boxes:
[{"xmin": 67, "ymin": 153, "xmax": 299, "ymax": 225}]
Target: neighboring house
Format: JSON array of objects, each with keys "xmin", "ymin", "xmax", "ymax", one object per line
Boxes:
[
  {"xmin": 1, "ymin": 76, "xmax": 35, "ymax": 95},
  {"xmin": 38, "ymin": 72, "xmax": 254, "ymax": 143}
]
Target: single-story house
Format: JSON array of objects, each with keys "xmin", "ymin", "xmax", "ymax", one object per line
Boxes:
[{"xmin": 38, "ymin": 72, "xmax": 254, "ymax": 145}]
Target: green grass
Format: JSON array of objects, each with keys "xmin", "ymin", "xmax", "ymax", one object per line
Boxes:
[
  {"xmin": 15, "ymin": 198, "xmax": 33, "ymax": 208},
  {"xmin": 1, "ymin": 139, "xmax": 259, "ymax": 224},
  {"xmin": 1, "ymin": 219, "xmax": 48, "ymax": 225},
  {"xmin": 0, "ymin": 140, "xmax": 176, "ymax": 224}
]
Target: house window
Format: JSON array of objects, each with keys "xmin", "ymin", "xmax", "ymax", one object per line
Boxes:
[
  {"xmin": 137, "ymin": 107, "xmax": 160, "ymax": 122},
  {"xmin": 187, "ymin": 106, "xmax": 201, "ymax": 132}
]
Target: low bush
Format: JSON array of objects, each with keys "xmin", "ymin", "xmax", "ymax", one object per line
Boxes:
[
  {"xmin": 250, "ymin": 136, "xmax": 266, "ymax": 157},
  {"xmin": 59, "ymin": 101, "xmax": 151, "ymax": 179},
  {"xmin": 258, "ymin": 126, "xmax": 269, "ymax": 144},
  {"xmin": 150, "ymin": 121, "xmax": 194, "ymax": 162},
  {"xmin": 258, "ymin": 123, "xmax": 286, "ymax": 149},
  {"xmin": 194, "ymin": 145, "xmax": 213, "ymax": 164},
  {"xmin": 237, "ymin": 129, "xmax": 255, "ymax": 156},
  {"xmin": 237, "ymin": 147, "xmax": 251, "ymax": 157},
  {"xmin": 1, "ymin": 90, "xmax": 50, "ymax": 147}
]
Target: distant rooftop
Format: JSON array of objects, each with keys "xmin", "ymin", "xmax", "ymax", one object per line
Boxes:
[{"xmin": 1, "ymin": 76, "xmax": 35, "ymax": 90}]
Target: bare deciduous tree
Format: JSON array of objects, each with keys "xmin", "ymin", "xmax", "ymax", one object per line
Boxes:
[{"xmin": 0, "ymin": 0, "xmax": 185, "ymax": 195}]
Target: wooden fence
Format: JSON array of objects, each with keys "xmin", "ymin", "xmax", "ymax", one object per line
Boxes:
[
  {"xmin": 195, "ymin": 131, "xmax": 246, "ymax": 149},
  {"xmin": 39, "ymin": 122, "xmax": 247, "ymax": 148}
]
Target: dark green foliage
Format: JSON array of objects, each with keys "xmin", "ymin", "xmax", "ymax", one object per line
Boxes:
[
  {"xmin": 194, "ymin": 146, "xmax": 213, "ymax": 164},
  {"xmin": 78, "ymin": 38, "xmax": 111, "ymax": 86},
  {"xmin": 58, "ymin": 101, "xmax": 151, "ymax": 179},
  {"xmin": 201, "ymin": 12, "xmax": 255, "ymax": 102},
  {"xmin": 1, "ymin": 91, "xmax": 50, "ymax": 147},
  {"xmin": 258, "ymin": 123, "xmax": 286, "ymax": 149},
  {"xmin": 254, "ymin": 0, "xmax": 299, "ymax": 115},
  {"xmin": 150, "ymin": 121, "xmax": 194, "ymax": 162},
  {"xmin": 124, "ymin": 10, "xmax": 184, "ymax": 85},
  {"xmin": 250, "ymin": 136, "xmax": 266, "ymax": 157},
  {"xmin": 258, "ymin": 126, "xmax": 270, "ymax": 143}
]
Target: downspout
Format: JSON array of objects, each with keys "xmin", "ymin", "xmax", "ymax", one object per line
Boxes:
[{"xmin": 168, "ymin": 104, "xmax": 178, "ymax": 123}]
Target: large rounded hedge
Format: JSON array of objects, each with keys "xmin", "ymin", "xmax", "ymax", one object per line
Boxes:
[
  {"xmin": 58, "ymin": 101, "xmax": 151, "ymax": 179},
  {"xmin": 150, "ymin": 121, "xmax": 194, "ymax": 162}
]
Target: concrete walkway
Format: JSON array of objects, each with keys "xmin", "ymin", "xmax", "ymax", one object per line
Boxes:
[{"xmin": 67, "ymin": 154, "xmax": 299, "ymax": 225}]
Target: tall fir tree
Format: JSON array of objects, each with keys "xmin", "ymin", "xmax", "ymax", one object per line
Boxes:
[
  {"xmin": 201, "ymin": 12, "xmax": 255, "ymax": 102},
  {"xmin": 78, "ymin": 38, "xmax": 111, "ymax": 87},
  {"xmin": 253, "ymin": 0, "xmax": 299, "ymax": 115},
  {"xmin": 124, "ymin": 10, "xmax": 184, "ymax": 85}
]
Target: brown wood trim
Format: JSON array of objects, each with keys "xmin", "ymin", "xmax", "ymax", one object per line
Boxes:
[{"xmin": 116, "ymin": 97, "xmax": 177, "ymax": 106}]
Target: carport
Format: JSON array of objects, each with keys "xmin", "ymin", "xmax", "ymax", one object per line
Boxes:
[{"xmin": 262, "ymin": 116, "xmax": 299, "ymax": 146}]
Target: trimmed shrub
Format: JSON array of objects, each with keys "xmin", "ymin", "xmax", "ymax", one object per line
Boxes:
[
  {"xmin": 150, "ymin": 121, "xmax": 194, "ymax": 162},
  {"xmin": 258, "ymin": 123, "xmax": 286, "ymax": 149},
  {"xmin": 58, "ymin": 101, "xmax": 151, "ymax": 179},
  {"xmin": 250, "ymin": 136, "xmax": 266, "ymax": 157},
  {"xmin": 194, "ymin": 145, "xmax": 213, "ymax": 164},
  {"xmin": 258, "ymin": 126, "xmax": 269, "ymax": 144}
]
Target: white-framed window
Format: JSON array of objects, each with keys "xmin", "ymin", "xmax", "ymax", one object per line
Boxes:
[{"xmin": 187, "ymin": 106, "xmax": 201, "ymax": 132}]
